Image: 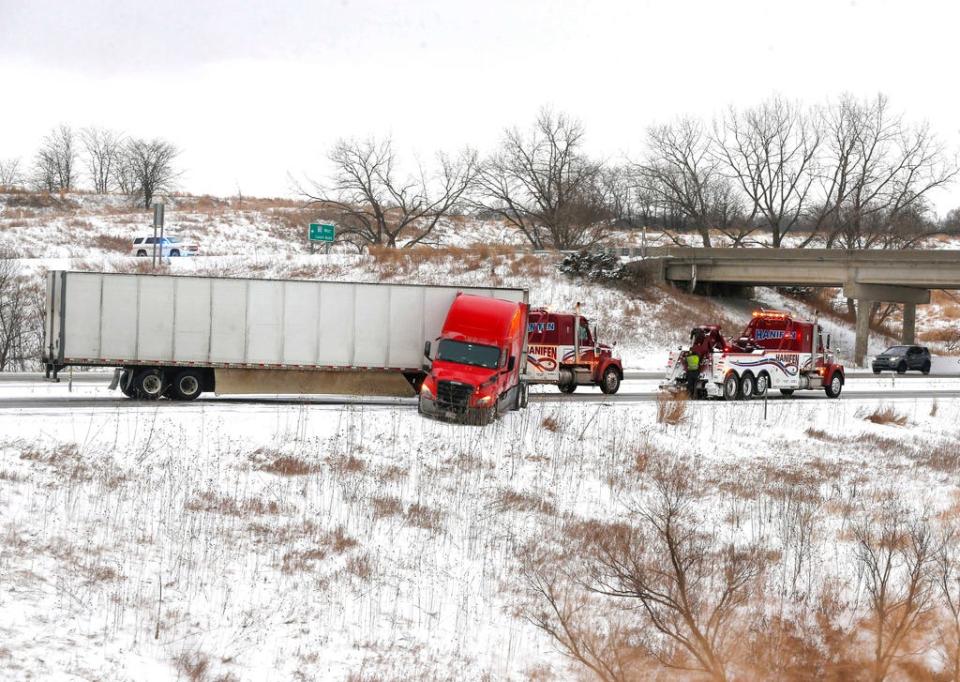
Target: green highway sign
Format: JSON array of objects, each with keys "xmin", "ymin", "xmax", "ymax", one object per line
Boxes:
[{"xmin": 309, "ymin": 223, "xmax": 335, "ymax": 242}]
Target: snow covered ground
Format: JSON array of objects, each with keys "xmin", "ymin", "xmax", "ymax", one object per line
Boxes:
[{"xmin": 2, "ymin": 380, "xmax": 960, "ymax": 680}]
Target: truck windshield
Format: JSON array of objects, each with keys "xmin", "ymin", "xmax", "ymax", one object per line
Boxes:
[{"xmin": 436, "ymin": 339, "xmax": 500, "ymax": 369}]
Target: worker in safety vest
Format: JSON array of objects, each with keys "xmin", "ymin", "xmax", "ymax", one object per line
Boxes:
[{"xmin": 685, "ymin": 350, "xmax": 700, "ymax": 398}]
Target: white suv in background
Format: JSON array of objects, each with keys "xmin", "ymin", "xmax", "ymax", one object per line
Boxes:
[{"xmin": 131, "ymin": 236, "xmax": 200, "ymax": 257}]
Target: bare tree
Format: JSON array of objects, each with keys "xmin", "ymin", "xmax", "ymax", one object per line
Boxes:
[
  {"xmin": 301, "ymin": 137, "xmax": 477, "ymax": 249},
  {"xmin": 853, "ymin": 509, "xmax": 936, "ymax": 681},
  {"xmin": 528, "ymin": 463, "xmax": 763, "ymax": 681},
  {"xmin": 473, "ymin": 109, "xmax": 610, "ymax": 250},
  {"xmin": 944, "ymin": 207, "xmax": 960, "ymax": 235},
  {"xmin": 81, "ymin": 127, "xmax": 124, "ymax": 194},
  {"xmin": 122, "ymin": 138, "xmax": 180, "ymax": 208},
  {"xmin": 714, "ymin": 97, "xmax": 821, "ymax": 248},
  {"xmin": 935, "ymin": 526, "xmax": 960, "ymax": 681},
  {"xmin": 0, "ymin": 157, "xmax": 24, "ymax": 188},
  {"xmin": 33, "ymin": 124, "xmax": 77, "ymax": 192},
  {"xmin": 816, "ymin": 93, "xmax": 957, "ymax": 250},
  {"xmin": 636, "ymin": 118, "xmax": 727, "ymax": 247},
  {"xmin": 0, "ymin": 251, "xmax": 40, "ymax": 371}
]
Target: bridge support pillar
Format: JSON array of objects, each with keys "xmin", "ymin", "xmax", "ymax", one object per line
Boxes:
[
  {"xmin": 901, "ymin": 303, "xmax": 917, "ymax": 345},
  {"xmin": 854, "ymin": 299, "xmax": 872, "ymax": 367}
]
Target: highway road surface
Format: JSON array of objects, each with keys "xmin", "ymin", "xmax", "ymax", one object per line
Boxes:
[{"xmin": 0, "ymin": 371, "xmax": 958, "ymax": 410}]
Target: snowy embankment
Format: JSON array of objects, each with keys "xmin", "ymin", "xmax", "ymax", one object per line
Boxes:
[{"xmin": 1, "ymin": 386, "xmax": 960, "ymax": 679}]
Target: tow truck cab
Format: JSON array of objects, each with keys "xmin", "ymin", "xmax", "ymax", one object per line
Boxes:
[
  {"xmin": 418, "ymin": 293, "xmax": 528, "ymax": 424},
  {"xmin": 526, "ymin": 309, "xmax": 623, "ymax": 394}
]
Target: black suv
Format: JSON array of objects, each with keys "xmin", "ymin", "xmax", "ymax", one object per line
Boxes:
[{"xmin": 871, "ymin": 345, "xmax": 931, "ymax": 374}]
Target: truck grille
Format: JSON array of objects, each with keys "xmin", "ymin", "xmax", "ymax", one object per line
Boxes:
[{"xmin": 436, "ymin": 380, "xmax": 473, "ymax": 408}]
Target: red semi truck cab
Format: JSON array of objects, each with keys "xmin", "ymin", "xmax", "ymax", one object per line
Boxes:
[{"xmin": 418, "ymin": 293, "xmax": 529, "ymax": 425}]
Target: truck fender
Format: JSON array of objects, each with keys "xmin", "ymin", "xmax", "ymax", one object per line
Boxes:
[{"xmin": 596, "ymin": 358, "xmax": 623, "ymax": 382}]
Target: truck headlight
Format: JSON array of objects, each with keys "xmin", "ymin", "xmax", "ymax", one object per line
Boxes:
[
  {"xmin": 476, "ymin": 395, "xmax": 492, "ymax": 405},
  {"xmin": 420, "ymin": 383, "xmax": 433, "ymax": 399}
]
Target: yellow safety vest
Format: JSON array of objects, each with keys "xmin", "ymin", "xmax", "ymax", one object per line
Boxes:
[{"xmin": 686, "ymin": 353, "xmax": 700, "ymax": 370}]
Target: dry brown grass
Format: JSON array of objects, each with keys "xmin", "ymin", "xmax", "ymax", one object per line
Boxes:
[
  {"xmin": 327, "ymin": 454, "xmax": 366, "ymax": 474},
  {"xmin": 346, "ymin": 554, "xmax": 373, "ymax": 580},
  {"xmin": 88, "ymin": 233, "xmax": 130, "ymax": 253},
  {"xmin": 405, "ymin": 503, "xmax": 442, "ymax": 530},
  {"xmin": 175, "ymin": 652, "xmax": 210, "ymax": 682},
  {"xmin": 185, "ymin": 491, "xmax": 286, "ymax": 516},
  {"xmin": 280, "ymin": 526, "xmax": 356, "ymax": 574},
  {"xmin": 497, "ymin": 489, "xmax": 557, "ymax": 516},
  {"xmin": 805, "ymin": 426, "xmax": 842, "ymax": 442},
  {"xmin": 259, "ymin": 455, "xmax": 321, "ymax": 476},
  {"xmin": 541, "ymin": 415, "xmax": 561, "ymax": 432},
  {"xmin": 371, "ymin": 495, "xmax": 403, "ymax": 520},
  {"xmin": 863, "ymin": 406, "xmax": 909, "ymax": 427},
  {"xmin": 656, "ymin": 391, "xmax": 687, "ymax": 425}
]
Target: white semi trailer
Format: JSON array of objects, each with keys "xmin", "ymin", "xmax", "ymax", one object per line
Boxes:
[{"xmin": 42, "ymin": 270, "xmax": 527, "ymax": 401}]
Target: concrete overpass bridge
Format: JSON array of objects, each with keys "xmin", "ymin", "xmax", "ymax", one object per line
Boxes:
[{"xmin": 626, "ymin": 247, "xmax": 960, "ymax": 365}]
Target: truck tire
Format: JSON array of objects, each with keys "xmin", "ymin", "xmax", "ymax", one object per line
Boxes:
[
  {"xmin": 559, "ymin": 382, "xmax": 577, "ymax": 394},
  {"xmin": 825, "ymin": 373, "xmax": 843, "ymax": 398},
  {"xmin": 118, "ymin": 370, "xmax": 137, "ymax": 398},
  {"xmin": 135, "ymin": 369, "xmax": 165, "ymax": 400},
  {"xmin": 753, "ymin": 372, "xmax": 769, "ymax": 397},
  {"xmin": 722, "ymin": 373, "xmax": 739, "ymax": 401},
  {"xmin": 599, "ymin": 366, "xmax": 621, "ymax": 395},
  {"xmin": 170, "ymin": 249, "xmax": 180, "ymax": 257},
  {"xmin": 922, "ymin": 360, "xmax": 931, "ymax": 375},
  {"xmin": 779, "ymin": 388, "xmax": 795, "ymax": 396},
  {"xmin": 136, "ymin": 250, "xmax": 147, "ymax": 257},
  {"xmin": 739, "ymin": 373, "xmax": 755, "ymax": 400},
  {"xmin": 170, "ymin": 369, "xmax": 203, "ymax": 401}
]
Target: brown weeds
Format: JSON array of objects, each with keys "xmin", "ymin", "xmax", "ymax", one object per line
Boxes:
[
  {"xmin": 656, "ymin": 390, "xmax": 687, "ymax": 425},
  {"xmin": 863, "ymin": 406, "xmax": 909, "ymax": 427},
  {"xmin": 259, "ymin": 455, "xmax": 321, "ymax": 476}
]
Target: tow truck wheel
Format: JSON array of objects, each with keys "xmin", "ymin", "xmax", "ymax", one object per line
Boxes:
[
  {"xmin": 753, "ymin": 373, "xmax": 769, "ymax": 397},
  {"xmin": 134, "ymin": 369, "xmax": 165, "ymax": 400},
  {"xmin": 599, "ymin": 367, "xmax": 621, "ymax": 395},
  {"xmin": 722, "ymin": 373, "xmax": 740, "ymax": 401},
  {"xmin": 739, "ymin": 373, "xmax": 755, "ymax": 400},
  {"xmin": 825, "ymin": 373, "xmax": 843, "ymax": 398},
  {"xmin": 559, "ymin": 382, "xmax": 577, "ymax": 394}
]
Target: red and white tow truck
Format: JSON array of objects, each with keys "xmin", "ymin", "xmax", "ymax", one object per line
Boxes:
[
  {"xmin": 525, "ymin": 305, "xmax": 623, "ymax": 394},
  {"xmin": 662, "ymin": 309, "xmax": 845, "ymax": 399}
]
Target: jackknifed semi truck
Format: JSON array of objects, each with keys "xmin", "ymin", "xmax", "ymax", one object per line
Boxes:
[{"xmin": 42, "ymin": 271, "xmax": 530, "ymax": 421}]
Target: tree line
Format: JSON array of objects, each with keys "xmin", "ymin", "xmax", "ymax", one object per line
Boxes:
[
  {"xmin": 0, "ymin": 125, "xmax": 179, "ymax": 209},
  {"xmin": 303, "ymin": 93, "xmax": 959, "ymax": 251}
]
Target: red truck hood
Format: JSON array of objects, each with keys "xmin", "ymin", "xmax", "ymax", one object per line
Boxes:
[{"xmin": 429, "ymin": 360, "xmax": 497, "ymax": 388}]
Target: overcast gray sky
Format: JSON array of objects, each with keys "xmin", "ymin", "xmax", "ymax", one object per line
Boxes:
[{"xmin": 2, "ymin": 0, "xmax": 958, "ymax": 211}]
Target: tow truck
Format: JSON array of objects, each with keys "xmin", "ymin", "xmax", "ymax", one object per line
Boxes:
[
  {"xmin": 525, "ymin": 305, "xmax": 623, "ymax": 394},
  {"xmin": 662, "ymin": 309, "xmax": 845, "ymax": 399}
]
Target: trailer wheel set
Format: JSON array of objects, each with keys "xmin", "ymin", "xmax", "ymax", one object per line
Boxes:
[{"xmin": 118, "ymin": 367, "xmax": 209, "ymax": 401}]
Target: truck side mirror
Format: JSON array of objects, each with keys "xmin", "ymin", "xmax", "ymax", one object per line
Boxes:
[
  {"xmin": 507, "ymin": 356, "xmax": 516, "ymax": 372},
  {"xmin": 422, "ymin": 341, "xmax": 432, "ymax": 371}
]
